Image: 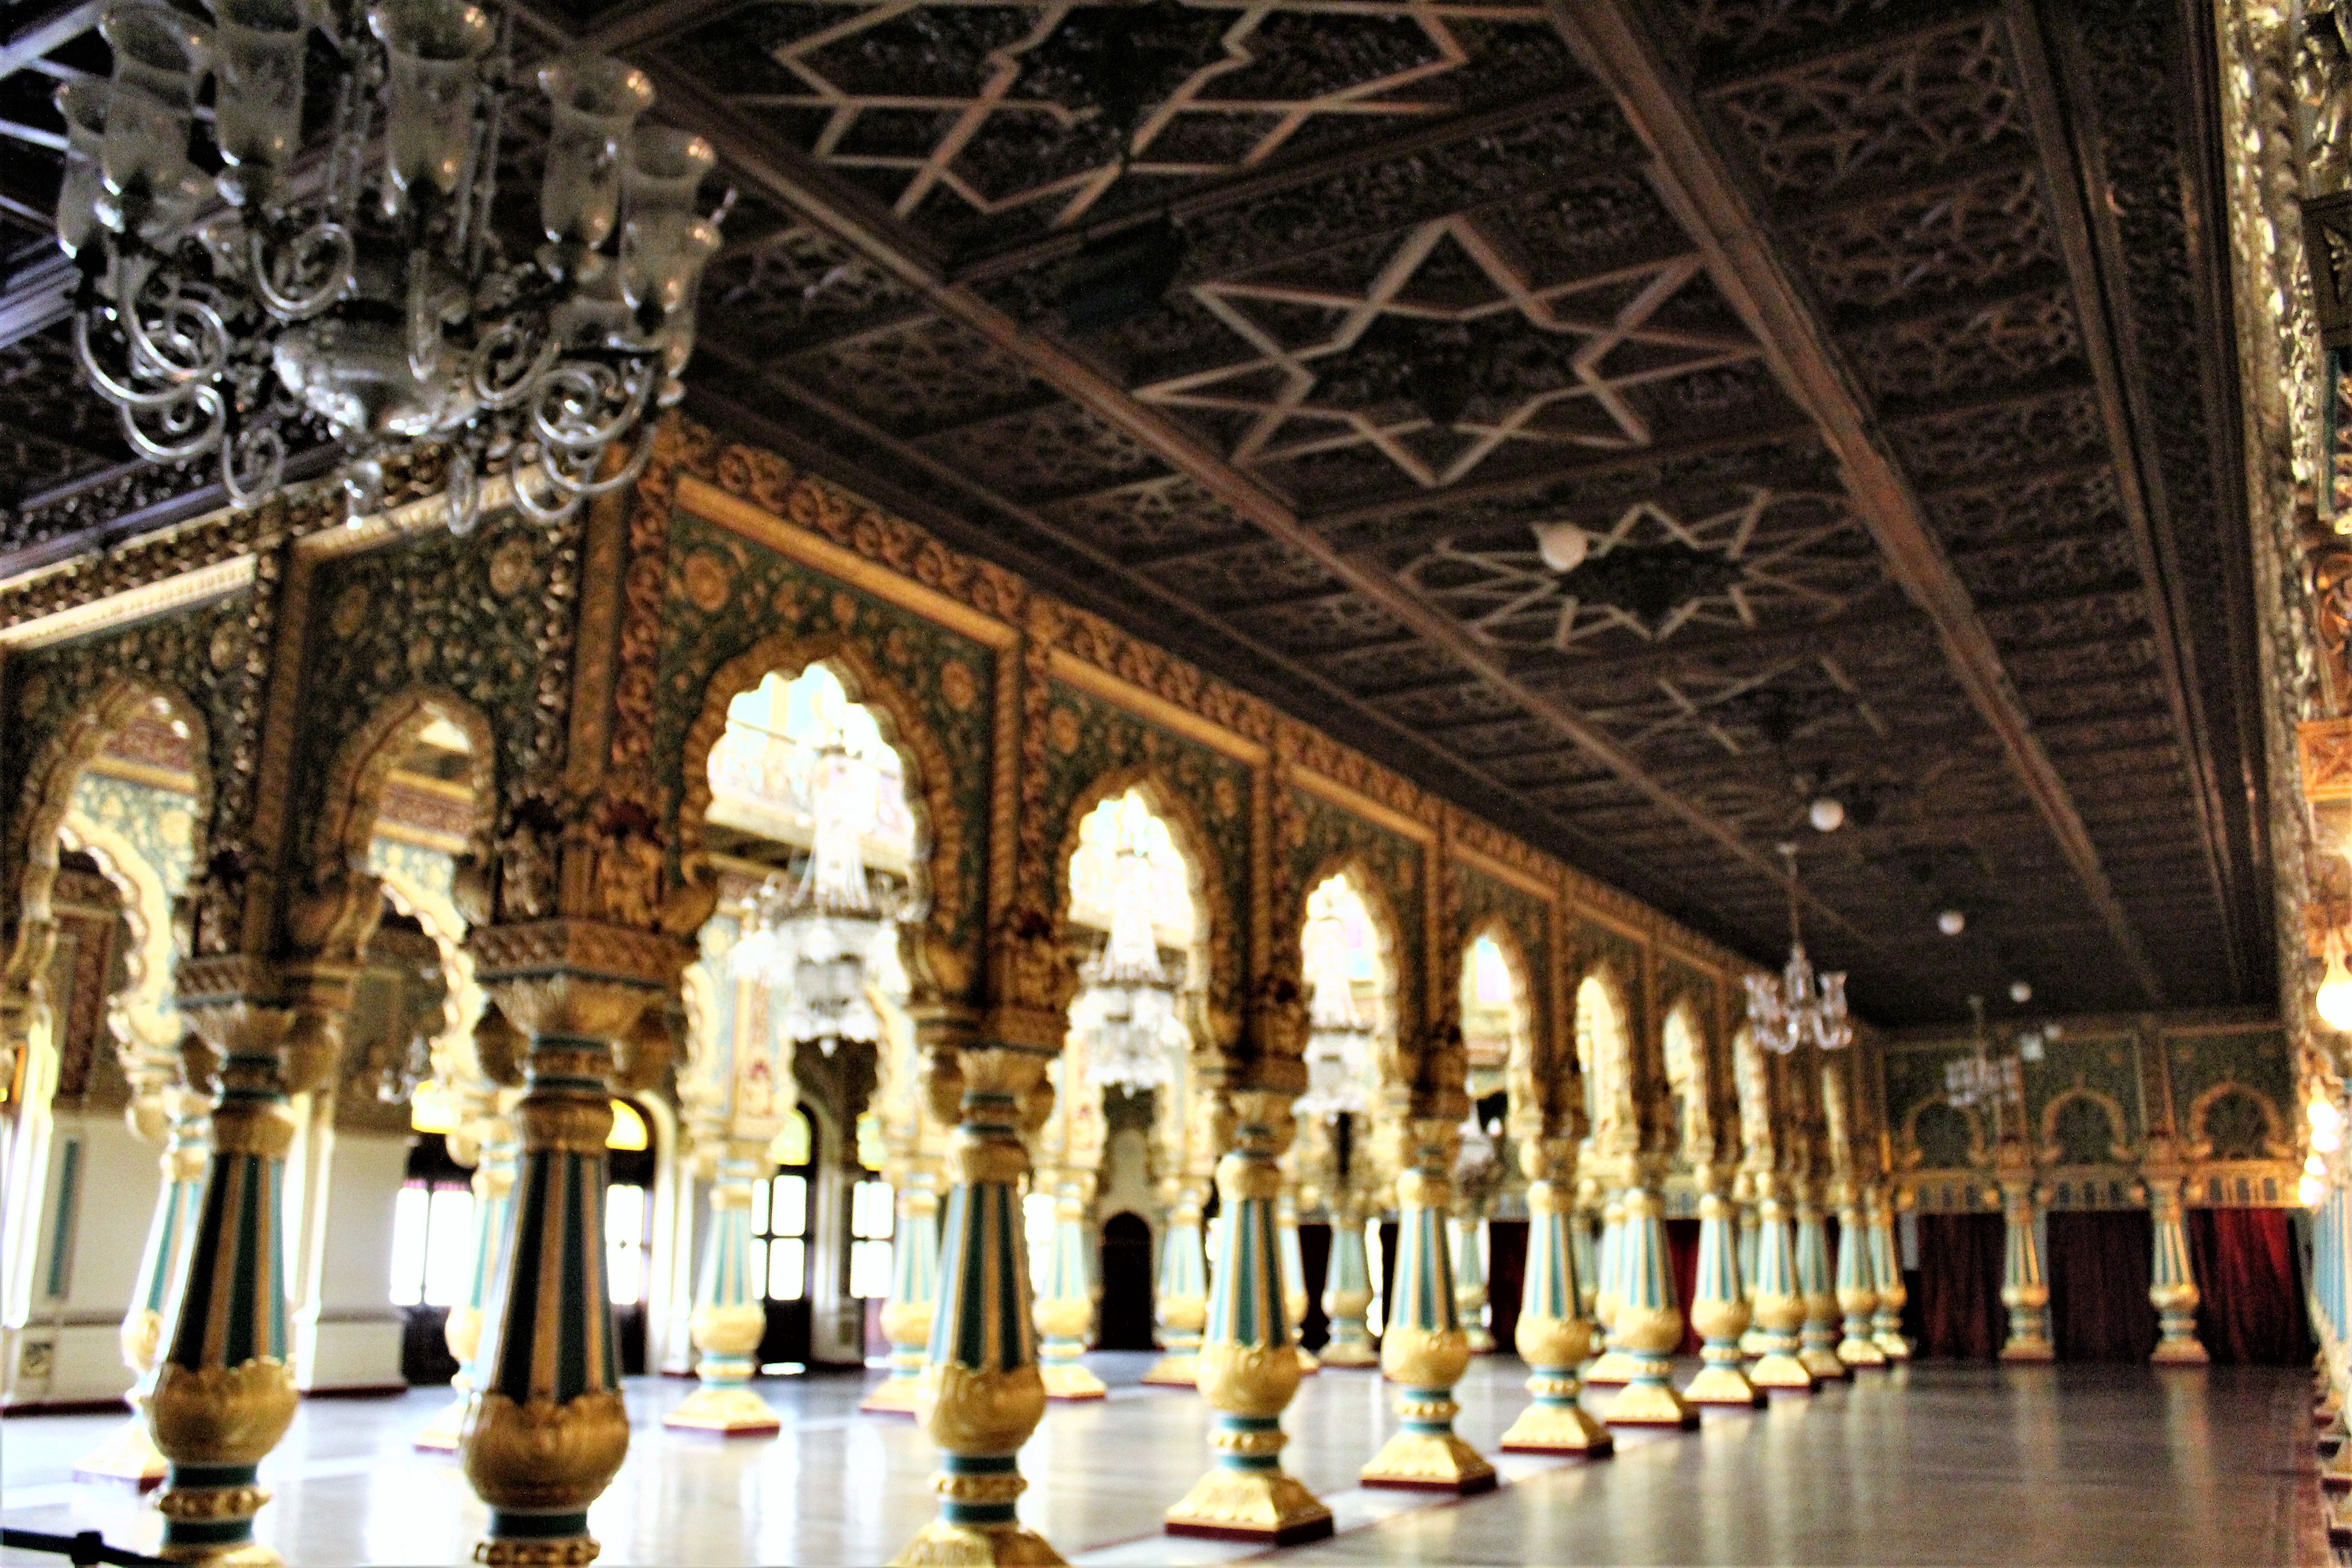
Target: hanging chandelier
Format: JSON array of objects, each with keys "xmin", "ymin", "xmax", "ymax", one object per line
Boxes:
[
  {"xmin": 1294, "ymin": 905, "xmax": 1373, "ymax": 1121},
  {"xmin": 1944, "ymin": 995, "xmax": 2023, "ymax": 1131},
  {"xmin": 731, "ymin": 735, "xmax": 895, "ymax": 1058},
  {"xmin": 55, "ymin": 0, "xmax": 729, "ymax": 533},
  {"xmin": 1075, "ymin": 806, "xmax": 1185, "ymax": 1094},
  {"xmin": 1743, "ymin": 842, "xmax": 1852, "ymax": 1054}
]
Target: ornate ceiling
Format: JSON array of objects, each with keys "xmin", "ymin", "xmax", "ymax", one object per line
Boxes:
[{"xmin": 0, "ymin": 0, "xmax": 2272, "ymax": 1025}]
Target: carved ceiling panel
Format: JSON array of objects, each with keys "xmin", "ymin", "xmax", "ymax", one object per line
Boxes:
[{"xmin": 781, "ymin": 314, "xmax": 1051, "ymax": 434}]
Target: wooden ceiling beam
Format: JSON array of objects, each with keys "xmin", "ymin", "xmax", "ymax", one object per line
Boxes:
[{"xmin": 1548, "ymin": 0, "xmax": 2164, "ymax": 1004}]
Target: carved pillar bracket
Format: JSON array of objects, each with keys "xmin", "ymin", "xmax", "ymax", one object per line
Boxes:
[
  {"xmin": 665, "ymin": 1138, "xmax": 784, "ymax": 1436},
  {"xmin": 893, "ymin": 1038, "xmax": 1063, "ymax": 1568},
  {"xmin": 1360, "ymin": 1120, "xmax": 1496, "ymax": 1494},
  {"xmin": 1744, "ymin": 1173, "xmax": 1815, "ymax": 1392},
  {"xmin": 1996, "ymin": 1171, "xmax": 2055, "ymax": 1364},
  {"xmin": 1682, "ymin": 1175, "xmax": 1764, "ymax": 1408},
  {"xmin": 1499, "ymin": 1137, "xmax": 1612, "ymax": 1456},
  {"xmin": 1164, "ymin": 1089, "xmax": 1335, "ymax": 1547},
  {"xmin": 148, "ymin": 958, "xmax": 300, "ymax": 1568},
  {"xmin": 2142, "ymin": 1147, "xmax": 2208, "ymax": 1366},
  {"xmin": 459, "ymin": 920, "xmax": 680, "ymax": 1568}
]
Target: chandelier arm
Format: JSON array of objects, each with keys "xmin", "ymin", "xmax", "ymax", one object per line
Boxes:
[
  {"xmin": 470, "ymin": 322, "xmax": 561, "ymax": 411},
  {"xmin": 117, "ymin": 384, "xmax": 226, "ymax": 464},
  {"xmin": 75, "ymin": 310, "xmax": 197, "ymax": 409},
  {"xmin": 250, "ymin": 221, "xmax": 355, "ymax": 320},
  {"xmin": 122, "ymin": 288, "xmax": 229, "ymax": 387},
  {"xmin": 509, "ymin": 461, "xmax": 583, "ymax": 523},
  {"xmin": 220, "ymin": 421, "xmax": 286, "ymax": 509}
]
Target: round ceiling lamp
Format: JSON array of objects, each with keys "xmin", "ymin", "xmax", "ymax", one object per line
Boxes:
[
  {"xmin": 1937, "ymin": 909, "xmax": 1966, "ymax": 936},
  {"xmin": 2009, "ymin": 980, "xmax": 2033, "ymax": 1004},
  {"xmin": 1533, "ymin": 521, "xmax": 1590, "ymax": 573},
  {"xmin": 1807, "ymin": 797, "xmax": 1845, "ymax": 833}
]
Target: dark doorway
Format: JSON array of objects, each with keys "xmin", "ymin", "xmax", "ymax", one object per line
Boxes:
[
  {"xmin": 1486, "ymin": 1218, "xmax": 1527, "ymax": 1354},
  {"xmin": 396, "ymin": 1132, "xmax": 470, "ymax": 1386},
  {"xmin": 755, "ymin": 1107, "xmax": 816, "ymax": 1368},
  {"xmin": 1098, "ymin": 1211, "xmax": 1156, "ymax": 1349},
  {"xmin": 1298, "ymin": 1222, "xmax": 1331, "ymax": 1350}
]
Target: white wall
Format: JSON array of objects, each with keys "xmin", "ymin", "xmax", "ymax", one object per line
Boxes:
[
  {"xmin": 1, "ymin": 1108, "xmax": 158, "ymax": 1407},
  {"xmin": 292, "ymin": 1125, "xmax": 407, "ymax": 1392}
]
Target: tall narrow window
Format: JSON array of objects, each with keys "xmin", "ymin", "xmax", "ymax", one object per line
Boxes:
[
  {"xmin": 849, "ymin": 1178, "xmax": 893, "ymax": 1298},
  {"xmin": 390, "ymin": 1156, "xmax": 474, "ymax": 1307},
  {"xmin": 606, "ymin": 1183, "xmax": 649, "ymax": 1305},
  {"xmin": 758, "ymin": 1106, "xmax": 815, "ymax": 1302}
]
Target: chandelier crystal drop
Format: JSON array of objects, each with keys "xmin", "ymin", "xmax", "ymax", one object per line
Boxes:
[
  {"xmin": 1075, "ymin": 810, "xmax": 1186, "ymax": 1094},
  {"xmin": 731, "ymin": 731, "xmax": 896, "ymax": 1058},
  {"xmin": 1743, "ymin": 842, "xmax": 1851, "ymax": 1054},
  {"xmin": 58, "ymin": 0, "xmax": 730, "ymax": 534},
  {"xmin": 1294, "ymin": 905, "xmax": 1373, "ymax": 1121}
]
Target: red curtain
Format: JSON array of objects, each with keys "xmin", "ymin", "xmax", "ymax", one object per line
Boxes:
[
  {"xmin": 1485, "ymin": 1219, "xmax": 1527, "ymax": 1354},
  {"xmin": 1915, "ymin": 1212, "xmax": 2008, "ymax": 1360},
  {"xmin": 1665, "ymin": 1217, "xmax": 1702, "ymax": 1355},
  {"xmin": 2186, "ymin": 1208, "xmax": 2313, "ymax": 1365},
  {"xmin": 2045, "ymin": 1210, "xmax": 2159, "ymax": 1361}
]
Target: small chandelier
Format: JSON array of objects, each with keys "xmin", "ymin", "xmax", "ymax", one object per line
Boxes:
[
  {"xmin": 1744, "ymin": 842, "xmax": 1851, "ymax": 1054},
  {"xmin": 1295, "ymin": 905, "xmax": 1373, "ymax": 1120},
  {"xmin": 56, "ymin": 0, "xmax": 729, "ymax": 534},
  {"xmin": 731, "ymin": 733, "xmax": 895, "ymax": 1058},
  {"xmin": 1076, "ymin": 804, "xmax": 1185, "ymax": 1094},
  {"xmin": 1945, "ymin": 995, "xmax": 2023, "ymax": 1132}
]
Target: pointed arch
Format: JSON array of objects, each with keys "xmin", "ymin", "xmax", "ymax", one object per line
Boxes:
[
  {"xmin": 311, "ymin": 687, "xmax": 498, "ymax": 893},
  {"xmin": 1661, "ymin": 995, "xmax": 1711, "ymax": 1166},
  {"xmin": 1462, "ymin": 919, "xmax": 1535, "ymax": 1117},
  {"xmin": 1051, "ymin": 762, "xmax": 1225, "ymax": 1039},
  {"xmin": 1574, "ymin": 964, "xmax": 1638, "ymax": 1161}
]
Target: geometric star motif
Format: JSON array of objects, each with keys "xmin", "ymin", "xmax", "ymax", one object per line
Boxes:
[
  {"xmin": 1399, "ymin": 487, "xmax": 1876, "ymax": 649},
  {"xmin": 1134, "ymin": 215, "xmax": 1759, "ymax": 489}
]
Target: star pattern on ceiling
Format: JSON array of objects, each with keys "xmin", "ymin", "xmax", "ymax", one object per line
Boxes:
[{"xmin": 1398, "ymin": 486, "xmax": 1877, "ymax": 648}]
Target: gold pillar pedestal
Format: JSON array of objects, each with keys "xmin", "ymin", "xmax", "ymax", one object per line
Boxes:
[
  {"xmin": 1039, "ymin": 1363, "xmax": 1107, "ymax": 1401},
  {"xmin": 1164, "ymin": 1469, "xmax": 1335, "ymax": 1546},
  {"xmin": 1294, "ymin": 1347, "xmax": 1320, "ymax": 1374},
  {"xmin": 1141, "ymin": 1352, "xmax": 1200, "ymax": 1387},
  {"xmin": 2149, "ymin": 1337, "xmax": 2211, "ymax": 1366},
  {"xmin": 1359, "ymin": 1428, "xmax": 1498, "ymax": 1494},
  {"xmin": 1498, "ymin": 1399, "xmax": 1613, "ymax": 1455},
  {"xmin": 1315, "ymin": 1341, "xmax": 1377, "ymax": 1367},
  {"xmin": 1583, "ymin": 1348, "xmax": 1638, "ymax": 1386},
  {"xmin": 1603, "ymin": 1376, "xmax": 1697, "ymax": 1430},
  {"xmin": 1835, "ymin": 1334, "xmax": 1888, "ymax": 1367},
  {"xmin": 892, "ymin": 1520, "xmax": 1066, "ymax": 1567},
  {"xmin": 1747, "ymin": 1351, "xmax": 1816, "ymax": 1390},
  {"xmin": 1798, "ymin": 1345, "xmax": 1850, "ymax": 1379},
  {"xmin": 1464, "ymin": 1327, "xmax": 1495, "ymax": 1353},
  {"xmin": 1872, "ymin": 1331, "xmax": 1913, "ymax": 1360},
  {"xmin": 413, "ymin": 1397, "xmax": 467, "ymax": 1453},
  {"xmin": 860, "ymin": 1376, "xmax": 924, "ymax": 1415},
  {"xmin": 1998, "ymin": 1340, "xmax": 2056, "ymax": 1363},
  {"xmin": 156, "ymin": 1543, "xmax": 281, "ymax": 1568},
  {"xmin": 663, "ymin": 1384, "xmax": 784, "ymax": 1435},
  {"xmin": 1682, "ymin": 1364, "xmax": 1765, "ymax": 1407},
  {"xmin": 73, "ymin": 1416, "xmax": 169, "ymax": 1488}
]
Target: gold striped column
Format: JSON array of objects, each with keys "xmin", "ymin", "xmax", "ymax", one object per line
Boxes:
[
  {"xmin": 1360, "ymin": 1119, "xmax": 1495, "ymax": 1494},
  {"xmin": 862, "ymin": 1161, "xmax": 941, "ymax": 1415},
  {"xmin": 666, "ymin": 1140, "xmax": 783, "ymax": 1434},
  {"xmin": 1498, "ymin": 1136, "xmax": 1611, "ymax": 1456}
]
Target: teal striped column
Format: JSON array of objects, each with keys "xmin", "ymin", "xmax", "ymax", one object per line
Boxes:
[
  {"xmin": 1451, "ymin": 1211, "xmax": 1492, "ymax": 1352},
  {"xmin": 1144, "ymin": 1182, "xmax": 1210, "ymax": 1385},
  {"xmin": 1499, "ymin": 1139, "xmax": 1611, "ymax": 1455},
  {"xmin": 1586, "ymin": 1191, "xmax": 1635, "ymax": 1385},
  {"xmin": 1569, "ymin": 1191, "xmax": 1600, "ymax": 1323},
  {"xmin": 1834, "ymin": 1187, "xmax": 1887, "ymax": 1367},
  {"xmin": 1037, "ymin": 1173, "xmax": 1106, "ymax": 1400},
  {"xmin": 1602, "ymin": 1185, "xmax": 1695, "ymax": 1429},
  {"xmin": 1793, "ymin": 1187, "xmax": 1847, "ymax": 1380},
  {"xmin": 895, "ymin": 1045, "xmax": 1057, "ymax": 1565},
  {"xmin": 1319, "ymin": 1205, "xmax": 1377, "ymax": 1366},
  {"xmin": 2145, "ymin": 1172, "xmax": 2205, "ymax": 1364},
  {"xmin": 1736, "ymin": 1182, "xmax": 1767, "ymax": 1358},
  {"xmin": 1277, "ymin": 1186, "xmax": 1317, "ymax": 1373},
  {"xmin": 1361, "ymin": 1122, "xmax": 1495, "ymax": 1493},
  {"xmin": 1745, "ymin": 1177, "xmax": 1813, "ymax": 1390},
  {"xmin": 416, "ymin": 1117, "xmax": 519, "ymax": 1452},
  {"xmin": 1165, "ymin": 1091, "xmax": 1333, "ymax": 1545},
  {"xmin": 76, "ymin": 1093, "xmax": 210, "ymax": 1487},
  {"xmin": 147, "ymin": 993, "xmax": 301, "ymax": 1566},
  {"xmin": 1996, "ymin": 1176, "xmax": 2054, "ymax": 1362},
  {"xmin": 1682, "ymin": 1188, "xmax": 1761, "ymax": 1407},
  {"xmin": 667, "ymin": 1142, "xmax": 783, "ymax": 1432},
  {"xmin": 1869, "ymin": 1190, "xmax": 1911, "ymax": 1360},
  {"xmin": 862, "ymin": 1166, "xmax": 941, "ymax": 1414},
  {"xmin": 460, "ymin": 966, "xmax": 653, "ymax": 1568}
]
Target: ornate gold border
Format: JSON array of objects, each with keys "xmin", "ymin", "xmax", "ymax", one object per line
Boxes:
[{"xmin": 0, "ymin": 558, "xmax": 255, "ymax": 650}]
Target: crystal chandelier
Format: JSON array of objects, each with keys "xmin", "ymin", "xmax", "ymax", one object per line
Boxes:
[
  {"xmin": 1944, "ymin": 995, "xmax": 2023, "ymax": 1134},
  {"xmin": 1075, "ymin": 804, "xmax": 1185, "ymax": 1094},
  {"xmin": 56, "ymin": 0, "xmax": 729, "ymax": 533},
  {"xmin": 731, "ymin": 734, "xmax": 895, "ymax": 1058},
  {"xmin": 1743, "ymin": 843, "xmax": 1851, "ymax": 1054},
  {"xmin": 1295, "ymin": 905, "xmax": 1373, "ymax": 1121}
]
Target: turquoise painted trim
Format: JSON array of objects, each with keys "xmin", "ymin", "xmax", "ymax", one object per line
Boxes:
[
  {"xmin": 1519, "ymin": 1183, "xmax": 1586, "ymax": 1397},
  {"xmin": 1834, "ymin": 1203, "xmax": 1875, "ymax": 1343},
  {"xmin": 1692, "ymin": 1203, "xmax": 1745, "ymax": 1363},
  {"xmin": 1793, "ymin": 1208, "xmax": 1838, "ymax": 1358},
  {"xmin": 1614, "ymin": 1190, "xmax": 1679, "ymax": 1395},
  {"xmin": 1323, "ymin": 1219, "xmax": 1374, "ymax": 1357},
  {"xmin": 44, "ymin": 1139, "xmax": 81, "ymax": 1301}
]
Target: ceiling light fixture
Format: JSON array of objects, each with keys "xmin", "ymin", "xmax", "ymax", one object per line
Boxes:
[
  {"xmin": 1533, "ymin": 520, "xmax": 1589, "ymax": 574},
  {"xmin": 1808, "ymin": 796, "xmax": 1845, "ymax": 833},
  {"xmin": 1743, "ymin": 842, "xmax": 1851, "ymax": 1054},
  {"xmin": 1938, "ymin": 909, "xmax": 1966, "ymax": 936}
]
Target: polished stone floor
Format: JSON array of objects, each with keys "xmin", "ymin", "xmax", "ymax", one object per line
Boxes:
[{"xmin": 0, "ymin": 1353, "xmax": 2332, "ymax": 1566}]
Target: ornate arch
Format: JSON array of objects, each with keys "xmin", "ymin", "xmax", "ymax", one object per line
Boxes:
[
  {"xmin": 1463, "ymin": 917, "xmax": 1538, "ymax": 1124},
  {"xmin": 2185, "ymin": 1078, "xmax": 2291, "ymax": 1161},
  {"xmin": 1661, "ymin": 995, "xmax": 1712, "ymax": 1167},
  {"xmin": 2036, "ymin": 1083, "xmax": 2134, "ymax": 1166},
  {"xmin": 1898, "ymin": 1095, "xmax": 1987, "ymax": 1171},
  {"xmin": 3, "ymin": 678, "xmax": 212, "ymax": 1094},
  {"xmin": 311, "ymin": 687, "xmax": 498, "ymax": 888},
  {"xmin": 1299, "ymin": 852, "xmax": 1408, "ymax": 1098},
  {"xmin": 1050, "ymin": 760, "xmax": 1230, "ymax": 1044},
  {"xmin": 676, "ymin": 632, "xmax": 967, "ymax": 1002},
  {"xmin": 1574, "ymin": 963, "xmax": 1639, "ymax": 1161}
]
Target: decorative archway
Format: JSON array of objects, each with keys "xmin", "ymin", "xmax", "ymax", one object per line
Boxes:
[
  {"xmin": 1661, "ymin": 997, "xmax": 1710, "ymax": 1168},
  {"xmin": 1574, "ymin": 966, "xmax": 1638, "ymax": 1161}
]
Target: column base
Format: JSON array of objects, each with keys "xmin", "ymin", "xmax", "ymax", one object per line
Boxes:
[
  {"xmin": 1294, "ymin": 1347, "xmax": 1320, "ymax": 1374},
  {"xmin": 1141, "ymin": 1353, "xmax": 1199, "ymax": 1387},
  {"xmin": 892, "ymin": 1520, "xmax": 1065, "ymax": 1567},
  {"xmin": 1164, "ymin": 1465, "xmax": 1335, "ymax": 1546},
  {"xmin": 861, "ymin": 1374, "xmax": 924, "ymax": 1415},
  {"xmin": 1499, "ymin": 1401, "xmax": 1614, "ymax": 1455},
  {"xmin": 156, "ymin": 1543, "xmax": 282, "ymax": 1568},
  {"xmin": 1999, "ymin": 1339, "xmax": 2056, "ymax": 1363},
  {"xmin": 2329, "ymin": 1492, "xmax": 2352, "ymax": 1548},
  {"xmin": 1317, "ymin": 1340, "xmax": 1378, "ymax": 1368},
  {"xmin": 1583, "ymin": 1349, "xmax": 1638, "ymax": 1386},
  {"xmin": 2151, "ymin": 1338, "xmax": 2210, "ymax": 1366},
  {"xmin": 74, "ymin": 1415, "xmax": 169, "ymax": 1488},
  {"xmin": 1040, "ymin": 1362, "xmax": 1107, "ymax": 1401},
  {"xmin": 1360, "ymin": 1429, "xmax": 1498, "ymax": 1493},
  {"xmin": 1605, "ymin": 1376, "xmax": 1698, "ymax": 1431},
  {"xmin": 1836, "ymin": 1335, "xmax": 1888, "ymax": 1367},
  {"xmin": 1798, "ymin": 1345, "xmax": 1849, "ymax": 1380},
  {"xmin": 662, "ymin": 1382, "xmax": 783, "ymax": 1435},
  {"xmin": 1682, "ymin": 1363, "xmax": 1765, "ymax": 1408},
  {"xmin": 1872, "ymin": 1331, "xmax": 1913, "ymax": 1361},
  {"xmin": 1747, "ymin": 1351, "xmax": 1817, "ymax": 1391},
  {"xmin": 1737, "ymin": 1328, "xmax": 1769, "ymax": 1357},
  {"xmin": 412, "ymin": 1394, "xmax": 468, "ymax": 1453},
  {"xmin": 1465, "ymin": 1328, "xmax": 1495, "ymax": 1353}
]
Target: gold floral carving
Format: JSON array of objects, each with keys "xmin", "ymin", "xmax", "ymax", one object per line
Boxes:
[
  {"xmin": 691, "ymin": 1302, "xmax": 767, "ymax": 1358},
  {"xmin": 460, "ymin": 1389, "xmax": 630, "ymax": 1512},
  {"xmin": 149, "ymin": 1359, "xmax": 300, "ymax": 1467},
  {"xmin": 915, "ymin": 1362, "xmax": 1048, "ymax": 1456},
  {"xmin": 1194, "ymin": 1342, "xmax": 1302, "ymax": 1420}
]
